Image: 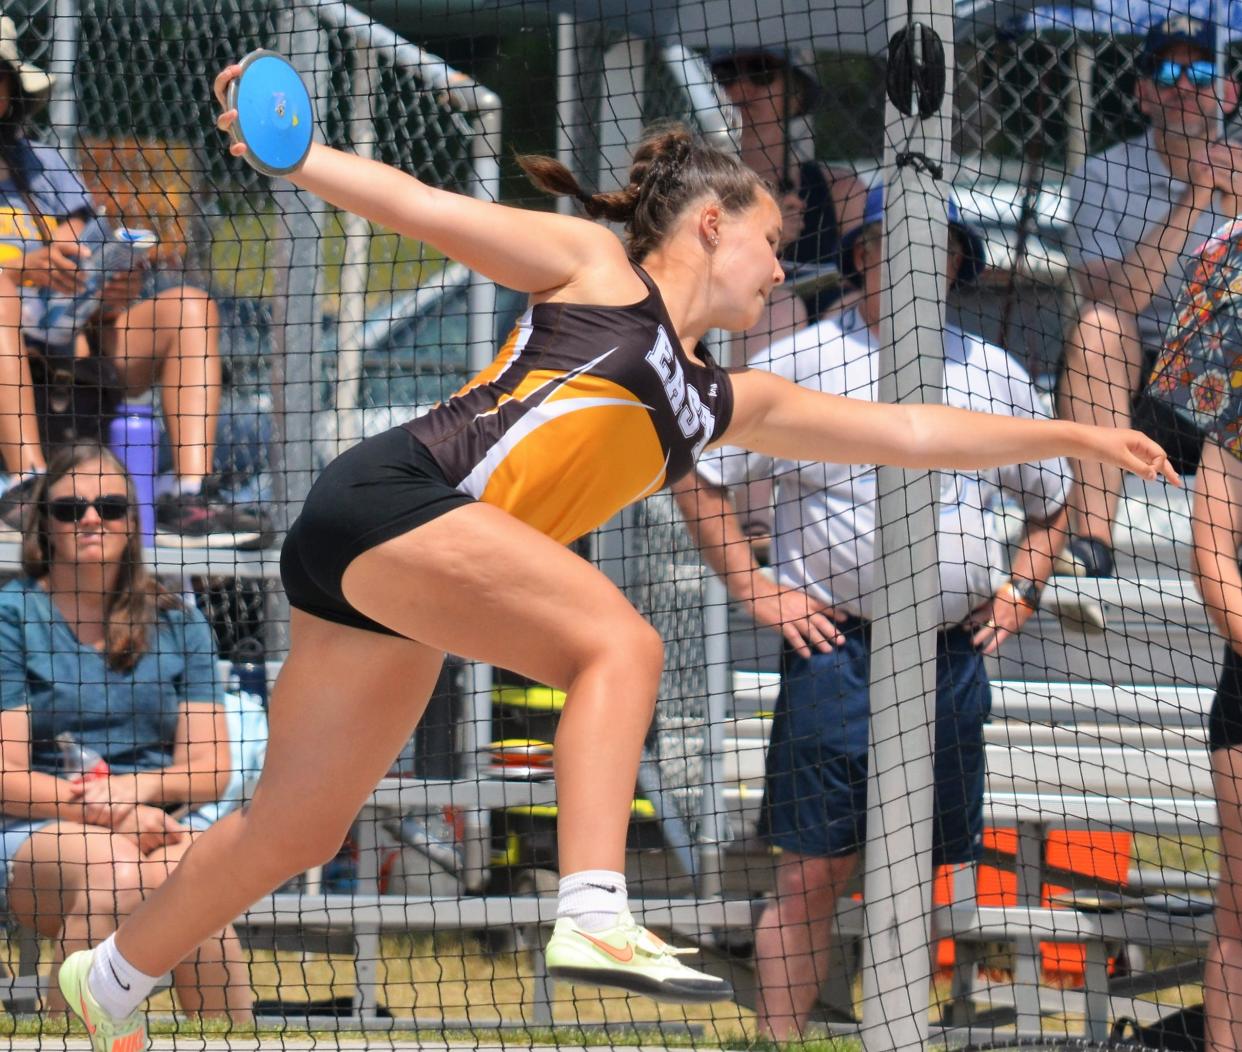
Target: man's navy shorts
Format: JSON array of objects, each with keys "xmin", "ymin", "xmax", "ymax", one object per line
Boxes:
[{"xmin": 759, "ymin": 617, "xmax": 990, "ymax": 864}]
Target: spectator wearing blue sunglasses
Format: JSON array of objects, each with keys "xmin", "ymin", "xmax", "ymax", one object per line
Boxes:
[{"xmin": 1059, "ymin": 14, "xmax": 1242, "ymax": 577}]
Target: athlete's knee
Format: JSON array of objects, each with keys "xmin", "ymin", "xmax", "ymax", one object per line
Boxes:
[{"xmin": 579, "ymin": 615, "xmax": 664, "ymax": 694}]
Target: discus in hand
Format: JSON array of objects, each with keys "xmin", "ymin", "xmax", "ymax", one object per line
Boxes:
[{"xmin": 225, "ymin": 49, "xmax": 315, "ymax": 177}]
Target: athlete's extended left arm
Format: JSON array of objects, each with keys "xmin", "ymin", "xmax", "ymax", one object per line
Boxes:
[{"xmin": 721, "ymin": 368, "xmax": 1179, "ymax": 483}]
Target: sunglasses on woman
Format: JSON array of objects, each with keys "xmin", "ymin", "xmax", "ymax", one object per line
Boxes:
[
  {"xmin": 1151, "ymin": 58, "xmax": 1216, "ymax": 89},
  {"xmin": 713, "ymin": 57, "xmax": 782, "ymax": 89},
  {"xmin": 47, "ymin": 494, "xmax": 130, "ymax": 523}
]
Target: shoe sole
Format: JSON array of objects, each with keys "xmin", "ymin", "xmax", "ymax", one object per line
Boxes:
[{"xmin": 547, "ymin": 963, "xmax": 733, "ymax": 1003}]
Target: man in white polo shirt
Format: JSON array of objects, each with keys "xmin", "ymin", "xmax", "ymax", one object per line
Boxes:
[{"xmin": 674, "ymin": 185, "xmax": 1071, "ymax": 1040}]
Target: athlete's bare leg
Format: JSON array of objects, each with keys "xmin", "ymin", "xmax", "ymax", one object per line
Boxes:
[{"xmin": 108, "ymin": 501, "xmax": 662, "ymax": 974}]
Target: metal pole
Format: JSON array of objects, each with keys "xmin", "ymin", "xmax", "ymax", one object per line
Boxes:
[
  {"xmin": 332, "ymin": 46, "xmax": 377, "ymax": 453},
  {"xmin": 556, "ymin": 14, "xmax": 578, "ymax": 215},
  {"xmin": 658, "ymin": 43, "xmax": 739, "ymax": 154},
  {"xmin": 46, "ymin": 0, "xmax": 79, "ymax": 157},
  {"xmin": 695, "ymin": 572, "xmax": 732, "ymax": 895},
  {"xmin": 695, "ymin": 326, "xmax": 736, "ymax": 893},
  {"xmin": 455, "ymin": 82, "xmax": 502, "ymax": 894},
  {"xmin": 597, "ymin": 36, "xmax": 645, "ymax": 192},
  {"xmin": 860, "ymin": 0, "xmax": 955, "ymax": 1046},
  {"xmin": 267, "ymin": 3, "xmax": 329, "ymax": 659}
]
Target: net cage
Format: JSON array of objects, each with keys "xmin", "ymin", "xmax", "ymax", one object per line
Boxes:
[{"xmin": 0, "ymin": 0, "xmax": 1234, "ymax": 1048}]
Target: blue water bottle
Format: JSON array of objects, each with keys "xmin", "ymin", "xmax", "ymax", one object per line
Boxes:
[{"xmin": 108, "ymin": 402, "xmax": 158, "ymax": 545}]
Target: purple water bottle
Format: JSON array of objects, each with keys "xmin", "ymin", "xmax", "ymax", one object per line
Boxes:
[{"xmin": 108, "ymin": 402, "xmax": 157, "ymax": 545}]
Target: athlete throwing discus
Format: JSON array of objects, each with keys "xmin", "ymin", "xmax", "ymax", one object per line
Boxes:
[{"xmin": 57, "ymin": 61, "xmax": 1179, "ymax": 1050}]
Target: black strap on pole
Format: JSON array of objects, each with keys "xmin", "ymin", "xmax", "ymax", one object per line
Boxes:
[{"xmin": 886, "ymin": 0, "xmax": 946, "ymax": 121}]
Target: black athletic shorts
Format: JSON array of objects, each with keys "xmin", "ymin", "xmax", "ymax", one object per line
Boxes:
[
  {"xmin": 280, "ymin": 426, "xmax": 475, "ymax": 636},
  {"xmin": 1210, "ymin": 642, "xmax": 1242, "ymax": 752},
  {"xmin": 1133, "ymin": 345, "xmax": 1206, "ymax": 479}
]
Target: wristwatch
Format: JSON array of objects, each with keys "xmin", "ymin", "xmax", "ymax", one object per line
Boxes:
[{"xmin": 1003, "ymin": 577, "xmax": 1042, "ymax": 611}]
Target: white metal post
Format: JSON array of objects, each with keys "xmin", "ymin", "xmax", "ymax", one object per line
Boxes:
[
  {"xmin": 268, "ymin": 4, "xmax": 329, "ymax": 660},
  {"xmin": 332, "ymin": 46, "xmax": 377, "ymax": 452},
  {"xmin": 460, "ymin": 82, "xmax": 503, "ymax": 893},
  {"xmin": 860, "ymin": 0, "xmax": 955, "ymax": 1046},
  {"xmin": 47, "ymin": 0, "xmax": 80, "ymax": 158}
]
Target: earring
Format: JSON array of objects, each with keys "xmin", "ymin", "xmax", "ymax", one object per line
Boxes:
[{"xmin": 708, "ymin": 234, "xmax": 719, "ymax": 247}]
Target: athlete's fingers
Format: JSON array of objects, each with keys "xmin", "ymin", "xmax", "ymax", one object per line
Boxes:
[{"xmin": 213, "ymin": 64, "xmax": 242, "ymax": 108}]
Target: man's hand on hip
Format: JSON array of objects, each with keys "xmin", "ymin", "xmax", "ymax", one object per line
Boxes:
[{"xmin": 744, "ymin": 570, "xmax": 847, "ymax": 658}]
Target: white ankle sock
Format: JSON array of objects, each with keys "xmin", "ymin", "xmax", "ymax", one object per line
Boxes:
[
  {"xmin": 86, "ymin": 934, "xmax": 161, "ymax": 1019},
  {"xmin": 175, "ymin": 476, "xmax": 203, "ymax": 497},
  {"xmin": 557, "ymin": 869, "xmax": 628, "ymax": 932}
]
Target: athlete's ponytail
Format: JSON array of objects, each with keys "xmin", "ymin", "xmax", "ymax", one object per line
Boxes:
[{"xmin": 516, "ymin": 122, "xmax": 765, "ymax": 261}]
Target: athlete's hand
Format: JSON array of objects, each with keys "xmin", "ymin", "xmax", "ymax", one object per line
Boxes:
[
  {"xmin": 1082, "ymin": 425, "xmax": 1181, "ymax": 487},
  {"xmin": 742, "ymin": 570, "xmax": 847, "ymax": 658},
  {"xmin": 212, "ymin": 64, "xmax": 249, "ymax": 161}
]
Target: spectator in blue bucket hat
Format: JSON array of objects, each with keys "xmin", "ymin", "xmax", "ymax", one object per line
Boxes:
[{"xmin": 837, "ymin": 182, "xmax": 987, "ymax": 293}]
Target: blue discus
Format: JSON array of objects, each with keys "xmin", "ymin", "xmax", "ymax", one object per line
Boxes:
[{"xmin": 226, "ymin": 49, "xmax": 315, "ymax": 177}]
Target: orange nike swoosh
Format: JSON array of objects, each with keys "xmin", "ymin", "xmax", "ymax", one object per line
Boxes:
[
  {"xmin": 79, "ymin": 994, "xmax": 96, "ymax": 1036},
  {"xmin": 579, "ymin": 931, "xmax": 634, "ymax": 963}
]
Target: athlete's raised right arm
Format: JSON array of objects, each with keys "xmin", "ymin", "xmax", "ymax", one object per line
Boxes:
[{"xmin": 213, "ymin": 65, "xmax": 624, "ymax": 295}]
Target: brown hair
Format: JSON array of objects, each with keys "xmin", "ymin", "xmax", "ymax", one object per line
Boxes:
[
  {"xmin": 21, "ymin": 443, "xmax": 180, "ymax": 671},
  {"xmin": 516, "ymin": 122, "xmax": 768, "ymax": 261}
]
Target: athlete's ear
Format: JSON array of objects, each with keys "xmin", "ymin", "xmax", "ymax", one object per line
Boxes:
[{"xmin": 699, "ymin": 203, "xmax": 723, "ymax": 250}]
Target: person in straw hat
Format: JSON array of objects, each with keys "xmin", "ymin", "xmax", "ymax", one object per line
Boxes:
[{"xmin": 0, "ymin": 14, "xmax": 270, "ymax": 548}]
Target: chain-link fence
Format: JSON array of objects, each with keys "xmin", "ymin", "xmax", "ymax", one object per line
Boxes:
[{"xmin": 0, "ymin": 0, "xmax": 1237, "ymax": 1047}]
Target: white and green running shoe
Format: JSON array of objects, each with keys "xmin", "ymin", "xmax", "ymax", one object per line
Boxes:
[
  {"xmin": 58, "ymin": 949, "xmax": 148, "ymax": 1052},
  {"xmin": 545, "ymin": 909, "xmax": 733, "ymax": 1002}
]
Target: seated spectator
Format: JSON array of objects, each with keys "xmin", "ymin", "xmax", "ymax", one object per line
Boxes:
[
  {"xmin": 0, "ymin": 15, "xmax": 268, "ymax": 547},
  {"xmin": 1059, "ymin": 13, "xmax": 1242, "ymax": 577},
  {"xmin": 0, "ymin": 443, "xmax": 253, "ymax": 1020},
  {"xmin": 709, "ymin": 46, "xmax": 866, "ymax": 354},
  {"xmin": 675, "ymin": 186, "xmax": 1069, "ymax": 1040}
]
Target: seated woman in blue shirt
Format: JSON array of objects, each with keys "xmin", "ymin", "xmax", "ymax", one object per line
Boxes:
[{"xmin": 0, "ymin": 443, "xmax": 253, "ymax": 1020}]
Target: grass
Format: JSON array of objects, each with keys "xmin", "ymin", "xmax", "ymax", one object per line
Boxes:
[
  {"xmin": 1133, "ymin": 832, "xmax": 1219, "ymax": 878},
  {"xmin": 0, "ymin": 1011, "xmax": 863, "ymax": 1050},
  {"xmin": 1, "ymin": 835, "xmax": 1218, "ymax": 1044},
  {"xmin": 207, "ymin": 209, "xmax": 446, "ymax": 305},
  {"xmin": 1, "ymin": 933, "xmax": 763, "ymax": 1043}
]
